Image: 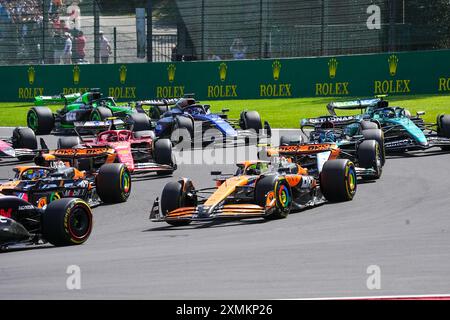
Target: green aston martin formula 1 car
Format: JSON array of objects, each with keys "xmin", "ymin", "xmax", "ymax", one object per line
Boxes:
[{"xmin": 27, "ymin": 89, "xmax": 152, "ymax": 134}]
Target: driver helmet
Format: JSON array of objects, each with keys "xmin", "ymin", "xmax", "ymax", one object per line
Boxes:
[
  {"xmin": 318, "ymin": 130, "xmax": 336, "ymax": 143},
  {"xmin": 246, "ymin": 163, "xmax": 260, "ymax": 176},
  {"xmin": 23, "ymin": 168, "xmax": 47, "ymax": 180},
  {"xmin": 383, "ymin": 108, "xmax": 395, "ymax": 118},
  {"xmin": 175, "ymin": 98, "xmax": 190, "ymax": 109}
]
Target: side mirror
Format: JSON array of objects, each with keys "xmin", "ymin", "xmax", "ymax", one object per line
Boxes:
[
  {"xmin": 204, "ymin": 105, "xmax": 210, "ymax": 112},
  {"xmin": 222, "ymin": 108, "xmax": 230, "ymax": 113},
  {"xmin": 416, "ymin": 111, "xmax": 426, "ymax": 116}
]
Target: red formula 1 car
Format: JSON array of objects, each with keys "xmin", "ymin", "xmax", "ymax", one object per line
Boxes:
[{"xmin": 37, "ymin": 122, "xmax": 176, "ymax": 176}]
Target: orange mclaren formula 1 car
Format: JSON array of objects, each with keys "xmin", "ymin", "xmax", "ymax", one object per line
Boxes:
[
  {"xmin": 35, "ymin": 126, "xmax": 176, "ymax": 176},
  {"xmin": 0, "ymin": 162, "xmax": 131, "ymax": 208},
  {"xmin": 150, "ymin": 157, "xmax": 357, "ymax": 226}
]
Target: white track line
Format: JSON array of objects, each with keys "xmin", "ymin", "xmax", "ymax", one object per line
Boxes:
[{"xmin": 288, "ymin": 293, "xmax": 450, "ymax": 300}]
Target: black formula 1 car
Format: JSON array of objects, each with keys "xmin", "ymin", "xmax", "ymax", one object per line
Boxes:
[
  {"xmin": 278, "ymin": 118, "xmax": 386, "ymax": 180},
  {"xmin": 0, "ymin": 197, "xmax": 92, "ymax": 249},
  {"xmin": 0, "ymin": 127, "xmax": 37, "ymax": 161}
]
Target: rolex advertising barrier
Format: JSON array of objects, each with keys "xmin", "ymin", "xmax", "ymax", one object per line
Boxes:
[{"xmin": 3, "ymin": 49, "xmax": 450, "ymax": 102}]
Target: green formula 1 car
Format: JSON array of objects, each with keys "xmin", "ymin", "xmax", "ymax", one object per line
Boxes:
[{"xmin": 27, "ymin": 89, "xmax": 152, "ymax": 134}]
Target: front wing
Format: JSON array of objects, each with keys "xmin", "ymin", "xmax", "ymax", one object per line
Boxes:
[
  {"xmin": 384, "ymin": 135, "xmax": 450, "ymax": 152},
  {"xmin": 150, "ymin": 201, "xmax": 268, "ymax": 223}
]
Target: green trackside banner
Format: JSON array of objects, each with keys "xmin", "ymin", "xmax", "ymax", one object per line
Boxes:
[{"xmin": 3, "ymin": 49, "xmax": 450, "ymax": 102}]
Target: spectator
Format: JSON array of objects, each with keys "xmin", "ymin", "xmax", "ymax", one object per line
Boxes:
[
  {"xmin": 99, "ymin": 30, "xmax": 112, "ymax": 64},
  {"xmin": 230, "ymin": 38, "xmax": 247, "ymax": 60},
  {"xmin": 207, "ymin": 49, "xmax": 221, "ymax": 61},
  {"xmin": 63, "ymin": 32, "xmax": 72, "ymax": 64},
  {"xmin": 53, "ymin": 30, "xmax": 65, "ymax": 64},
  {"xmin": 75, "ymin": 30, "xmax": 86, "ymax": 63}
]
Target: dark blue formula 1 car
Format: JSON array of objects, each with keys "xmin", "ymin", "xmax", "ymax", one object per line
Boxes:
[{"xmin": 147, "ymin": 97, "xmax": 271, "ymax": 146}]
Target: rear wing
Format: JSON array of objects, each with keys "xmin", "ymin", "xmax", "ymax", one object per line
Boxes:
[
  {"xmin": 301, "ymin": 115, "xmax": 359, "ymax": 129},
  {"xmin": 134, "ymin": 99, "xmax": 178, "ymax": 107},
  {"xmin": 34, "ymin": 93, "xmax": 81, "ymax": 106},
  {"xmin": 73, "ymin": 119, "xmax": 127, "ymax": 137},
  {"xmin": 266, "ymin": 144, "xmax": 338, "ymax": 157},
  {"xmin": 327, "ymin": 98, "xmax": 387, "ymax": 115}
]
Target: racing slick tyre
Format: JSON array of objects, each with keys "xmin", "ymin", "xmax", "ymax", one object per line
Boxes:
[
  {"xmin": 360, "ymin": 121, "xmax": 379, "ymax": 130},
  {"xmin": 255, "ymin": 175, "xmax": 291, "ymax": 220},
  {"xmin": 57, "ymin": 136, "xmax": 81, "ymax": 149},
  {"xmin": 149, "ymin": 105, "xmax": 169, "ymax": 120},
  {"xmin": 362, "ymin": 128, "xmax": 385, "ymax": 165},
  {"xmin": 12, "ymin": 127, "xmax": 37, "ymax": 161},
  {"xmin": 41, "ymin": 198, "xmax": 93, "ymax": 246},
  {"xmin": 280, "ymin": 135, "xmax": 303, "ymax": 146},
  {"xmin": 320, "ymin": 159, "xmax": 357, "ymax": 202},
  {"xmin": 27, "ymin": 107, "xmax": 54, "ymax": 135},
  {"xmin": 437, "ymin": 114, "xmax": 450, "ymax": 151},
  {"xmin": 172, "ymin": 115, "xmax": 194, "ymax": 144},
  {"xmin": 90, "ymin": 107, "xmax": 113, "ymax": 121},
  {"xmin": 126, "ymin": 113, "xmax": 152, "ymax": 132},
  {"xmin": 134, "ymin": 130, "xmax": 156, "ymax": 140},
  {"xmin": 154, "ymin": 138, "xmax": 175, "ymax": 176},
  {"xmin": 240, "ymin": 111, "xmax": 263, "ymax": 132},
  {"xmin": 161, "ymin": 180, "xmax": 197, "ymax": 226},
  {"xmin": 96, "ymin": 163, "xmax": 131, "ymax": 203},
  {"xmin": 357, "ymin": 140, "xmax": 382, "ymax": 180}
]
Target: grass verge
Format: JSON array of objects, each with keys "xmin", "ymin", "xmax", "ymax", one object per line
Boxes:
[{"xmin": 1, "ymin": 95, "xmax": 450, "ymax": 128}]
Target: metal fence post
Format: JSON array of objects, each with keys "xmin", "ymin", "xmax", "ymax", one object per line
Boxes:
[
  {"xmin": 259, "ymin": 0, "xmax": 263, "ymax": 59},
  {"xmin": 389, "ymin": 0, "xmax": 397, "ymax": 52},
  {"xmin": 42, "ymin": 0, "xmax": 50, "ymax": 64},
  {"xmin": 94, "ymin": 0, "xmax": 100, "ymax": 63},
  {"xmin": 201, "ymin": 0, "xmax": 205, "ymax": 60},
  {"xmin": 147, "ymin": 0, "xmax": 153, "ymax": 62},
  {"xmin": 114, "ymin": 27, "xmax": 117, "ymax": 64}
]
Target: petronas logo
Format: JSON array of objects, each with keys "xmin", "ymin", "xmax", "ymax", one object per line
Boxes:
[
  {"xmin": 219, "ymin": 62, "xmax": 227, "ymax": 82},
  {"xmin": 73, "ymin": 65, "xmax": 80, "ymax": 85},
  {"xmin": 28, "ymin": 66, "xmax": 35, "ymax": 85},
  {"xmin": 167, "ymin": 64, "xmax": 176, "ymax": 83},
  {"xmin": 119, "ymin": 65, "xmax": 127, "ymax": 84},
  {"xmin": 272, "ymin": 60, "xmax": 281, "ymax": 81},
  {"xmin": 388, "ymin": 54, "xmax": 399, "ymax": 76},
  {"xmin": 328, "ymin": 58, "xmax": 338, "ymax": 79}
]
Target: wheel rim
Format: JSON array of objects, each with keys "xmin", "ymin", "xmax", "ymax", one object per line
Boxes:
[
  {"xmin": 68, "ymin": 205, "xmax": 92, "ymax": 240},
  {"xmin": 28, "ymin": 110, "xmax": 38, "ymax": 131},
  {"xmin": 276, "ymin": 181, "xmax": 291, "ymax": 211},
  {"xmin": 345, "ymin": 164, "xmax": 357, "ymax": 198},
  {"xmin": 120, "ymin": 169, "xmax": 131, "ymax": 196},
  {"xmin": 375, "ymin": 144, "xmax": 382, "ymax": 176}
]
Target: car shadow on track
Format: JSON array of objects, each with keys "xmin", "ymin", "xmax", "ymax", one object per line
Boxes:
[
  {"xmin": 387, "ymin": 149, "xmax": 450, "ymax": 159},
  {"xmin": 143, "ymin": 202, "xmax": 332, "ymax": 232},
  {"xmin": 0, "ymin": 244, "xmax": 54, "ymax": 254},
  {"xmin": 144, "ymin": 218, "xmax": 269, "ymax": 232},
  {"xmin": 132, "ymin": 174, "xmax": 175, "ymax": 182}
]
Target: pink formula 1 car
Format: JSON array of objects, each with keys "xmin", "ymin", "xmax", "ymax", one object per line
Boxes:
[
  {"xmin": 37, "ymin": 122, "xmax": 176, "ymax": 176},
  {"xmin": 0, "ymin": 127, "xmax": 37, "ymax": 161}
]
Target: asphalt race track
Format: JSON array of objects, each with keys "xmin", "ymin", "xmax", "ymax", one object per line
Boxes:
[{"xmin": 1, "ymin": 127, "xmax": 450, "ymax": 299}]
